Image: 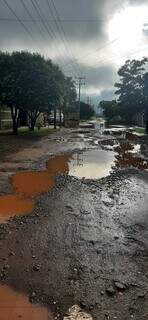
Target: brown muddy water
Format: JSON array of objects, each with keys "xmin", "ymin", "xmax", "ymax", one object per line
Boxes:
[
  {"xmin": 0, "ymin": 139, "xmax": 148, "ymax": 224},
  {"xmin": 0, "ymin": 155, "xmax": 71, "ymax": 223},
  {"xmin": 0, "ymin": 284, "xmax": 51, "ymax": 320}
]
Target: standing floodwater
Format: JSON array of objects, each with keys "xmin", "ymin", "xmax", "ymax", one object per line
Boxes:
[{"xmin": 68, "ymin": 149, "xmax": 115, "ymax": 179}]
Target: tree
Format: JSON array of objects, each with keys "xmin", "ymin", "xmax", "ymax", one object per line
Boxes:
[
  {"xmin": 115, "ymin": 58, "xmax": 147, "ymax": 125},
  {"xmin": 0, "ymin": 51, "xmax": 66, "ymax": 133},
  {"xmin": 10, "ymin": 52, "xmax": 62, "ymax": 132},
  {"xmin": 143, "ymin": 73, "xmax": 148, "ymax": 132},
  {"xmin": 47, "ymin": 63, "xmax": 65, "ymax": 129},
  {"xmin": 99, "ymin": 100, "xmax": 121, "ymax": 123},
  {"xmin": 78, "ymin": 101, "xmax": 95, "ymax": 120},
  {"xmin": 0, "ymin": 52, "xmax": 21, "ymax": 134}
]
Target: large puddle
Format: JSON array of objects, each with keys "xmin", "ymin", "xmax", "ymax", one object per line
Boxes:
[
  {"xmin": 0, "ymin": 284, "xmax": 51, "ymax": 320},
  {"xmin": 69, "ymin": 149, "xmax": 115, "ymax": 179},
  {"xmin": 0, "ymin": 138, "xmax": 148, "ymax": 223}
]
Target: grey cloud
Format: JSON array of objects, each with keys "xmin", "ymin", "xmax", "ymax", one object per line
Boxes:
[{"xmin": 0, "ymin": 0, "xmax": 147, "ymax": 105}]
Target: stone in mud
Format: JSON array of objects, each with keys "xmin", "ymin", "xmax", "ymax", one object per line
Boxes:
[
  {"xmin": 64, "ymin": 305, "xmax": 93, "ymax": 320},
  {"xmin": 3, "ymin": 264, "xmax": 10, "ymax": 270},
  {"xmin": 65, "ymin": 205, "xmax": 74, "ymax": 212},
  {"xmin": 106, "ymin": 286, "xmax": 116, "ymax": 295},
  {"xmin": 33, "ymin": 264, "xmax": 40, "ymax": 271},
  {"xmin": 114, "ymin": 281, "xmax": 127, "ymax": 290},
  {"xmin": 9, "ymin": 251, "xmax": 15, "ymax": 256},
  {"xmin": 30, "ymin": 291, "xmax": 36, "ymax": 298},
  {"xmin": 80, "ymin": 210, "xmax": 91, "ymax": 215},
  {"xmin": 114, "ymin": 236, "xmax": 119, "ymax": 240}
]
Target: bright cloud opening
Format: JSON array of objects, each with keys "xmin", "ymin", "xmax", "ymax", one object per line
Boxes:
[{"xmin": 108, "ymin": 5, "xmax": 148, "ymax": 59}]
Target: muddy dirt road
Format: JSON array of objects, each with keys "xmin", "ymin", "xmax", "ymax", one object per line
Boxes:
[{"xmin": 0, "ymin": 126, "xmax": 148, "ymax": 320}]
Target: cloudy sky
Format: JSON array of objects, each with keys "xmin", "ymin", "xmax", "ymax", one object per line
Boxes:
[{"xmin": 0, "ymin": 0, "xmax": 148, "ymax": 106}]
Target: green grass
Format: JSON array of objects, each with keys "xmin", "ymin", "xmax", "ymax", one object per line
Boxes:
[
  {"xmin": 0, "ymin": 126, "xmax": 57, "ymax": 137},
  {"xmin": 134, "ymin": 127, "xmax": 146, "ymax": 134}
]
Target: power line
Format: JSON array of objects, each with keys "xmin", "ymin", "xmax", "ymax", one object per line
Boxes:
[
  {"xmin": 0, "ymin": 17, "xmax": 108, "ymax": 22},
  {"xmin": 30, "ymin": 0, "xmax": 55, "ymax": 41},
  {"xmin": 46, "ymin": 0, "xmax": 78, "ymax": 77},
  {"xmin": 2, "ymin": 0, "xmax": 34, "ymax": 40},
  {"xmin": 20, "ymin": 0, "xmax": 47, "ymax": 41},
  {"xmin": 93, "ymin": 44, "xmax": 148, "ymax": 69},
  {"xmin": 62, "ymin": 37, "xmax": 119, "ymax": 69},
  {"xmin": 48, "ymin": 0, "xmax": 82, "ymax": 77},
  {"xmin": 47, "ymin": 0, "xmax": 81, "ymax": 77},
  {"xmin": 30, "ymin": 0, "xmax": 77, "ymax": 78}
]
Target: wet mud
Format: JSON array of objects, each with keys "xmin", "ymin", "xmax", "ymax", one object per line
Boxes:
[{"xmin": 0, "ymin": 125, "xmax": 148, "ymax": 319}]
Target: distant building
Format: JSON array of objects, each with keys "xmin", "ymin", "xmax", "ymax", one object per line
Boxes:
[{"xmin": 64, "ymin": 112, "xmax": 79, "ymax": 128}]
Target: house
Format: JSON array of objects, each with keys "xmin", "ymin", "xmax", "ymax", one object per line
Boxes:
[
  {"xmin": 0, "ymin": 107, "xmax": 12, "ymax": 130},
  {"xmin": 0, "ymin": 107, "xmax": 44, "ymax": 130}
]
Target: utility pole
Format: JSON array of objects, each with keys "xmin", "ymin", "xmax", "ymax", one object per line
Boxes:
[
  {"xmin": 76, "ymin": 77, "xmax": 86, "ymax": 120},
  {"xmin": 87, "ymin": 96, "xmax": 92, "ymax": 105}
]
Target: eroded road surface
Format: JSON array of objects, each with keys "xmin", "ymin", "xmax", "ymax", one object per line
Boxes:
[{"xmin": 0, "ymin": 125, "xmax": 148, "ymax": 320}]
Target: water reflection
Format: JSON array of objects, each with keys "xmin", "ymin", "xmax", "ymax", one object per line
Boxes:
[
  {"xmin": 0, "ymin": 284, "xmax": 51, "ymax": 320},
  {"xmin": 0, "ymin": 141, "xmax": 148, "ymax": 222},
  {"xmin": 69, "ymin": 150, "xmax": 115, "ymax": 179}
]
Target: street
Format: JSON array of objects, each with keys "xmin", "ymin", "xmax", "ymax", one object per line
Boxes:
[{"xmin": 0, "ymin": 125, "xmax": 148, "ymax": 319}]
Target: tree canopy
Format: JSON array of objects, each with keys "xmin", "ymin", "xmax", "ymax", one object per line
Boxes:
[
  {"xmin": 99, "ymin": 100, "xmax": 121, "ymax": 123},
  {"xmin": 114, "ymin": 58, "xmax": 148, "ymax": 124},
  {"xmin": 78, "ymin": 101, "xmax": 95, "ymax": 120},
  {"xmin": 0, "ymin": 51, "xmax": 77, "ymax": 134}
]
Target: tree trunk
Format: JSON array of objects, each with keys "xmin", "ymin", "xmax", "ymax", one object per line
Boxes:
[
  {"xmin": 145, "ymin": 109, "xmax": 148, "ymax": 133},
  {"xmin": 28, "ymin": 110, "xmax": 40, "ymax": 131},
  {"xmin": 54, "ymin": 105, "xmax": 57, "ymax": 130},
  {"xmin": 12, "ymin": 119, "xmax": 18, "ymax": 135},
  {"xmin": 30, "ymin": 118, "xmax": 36, "ymax": 131},
  {"xmin": 146, "ymin": 120, "xmax": 148, "ymax": 133},
  {"xmin": 59, "ymin": 108, "xmax": 62, "ymax": 128},
  {"xmin": 10, "ymin": 106, "xmax": 20, "ymax": 135}
]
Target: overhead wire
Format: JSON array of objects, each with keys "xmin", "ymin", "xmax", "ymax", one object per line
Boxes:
[
  {"xmin": 46, "ymin": 0, "xmax": 80, "ymax": 77},
  {"xmin": 62, "ymin": 37, "xmax": 120, "ymax": 70},
  {"xmin": 2, "ymin": 0, "xmax": 34, "ymax": 40},
  {"xmin": 20, "ymin": 0, "xmax": 47, "ymax": 41},
  {"xmin": 48, "ymin": 0, "xmax": 82, "ymax": 77},
  {"xmin": 30, "ymin": 0, "xmax": 77, "ymax": 78}
]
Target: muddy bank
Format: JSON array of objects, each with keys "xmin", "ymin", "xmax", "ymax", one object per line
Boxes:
[{"xmin": 0, "ymin": 169, "xmax": 148, "ymax": 319}]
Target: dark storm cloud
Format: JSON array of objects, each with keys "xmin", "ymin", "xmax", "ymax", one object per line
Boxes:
[
  {"xmin": 80, "ymin": 64, "xmax": 117, "ymax": 91},
  {"xmin": 0, "ymin": 0, "xmax": 107, "ymax": 45},
  {"xmin": 0, "ymin": 0, "xmax": 147, "ymax": 103}
]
